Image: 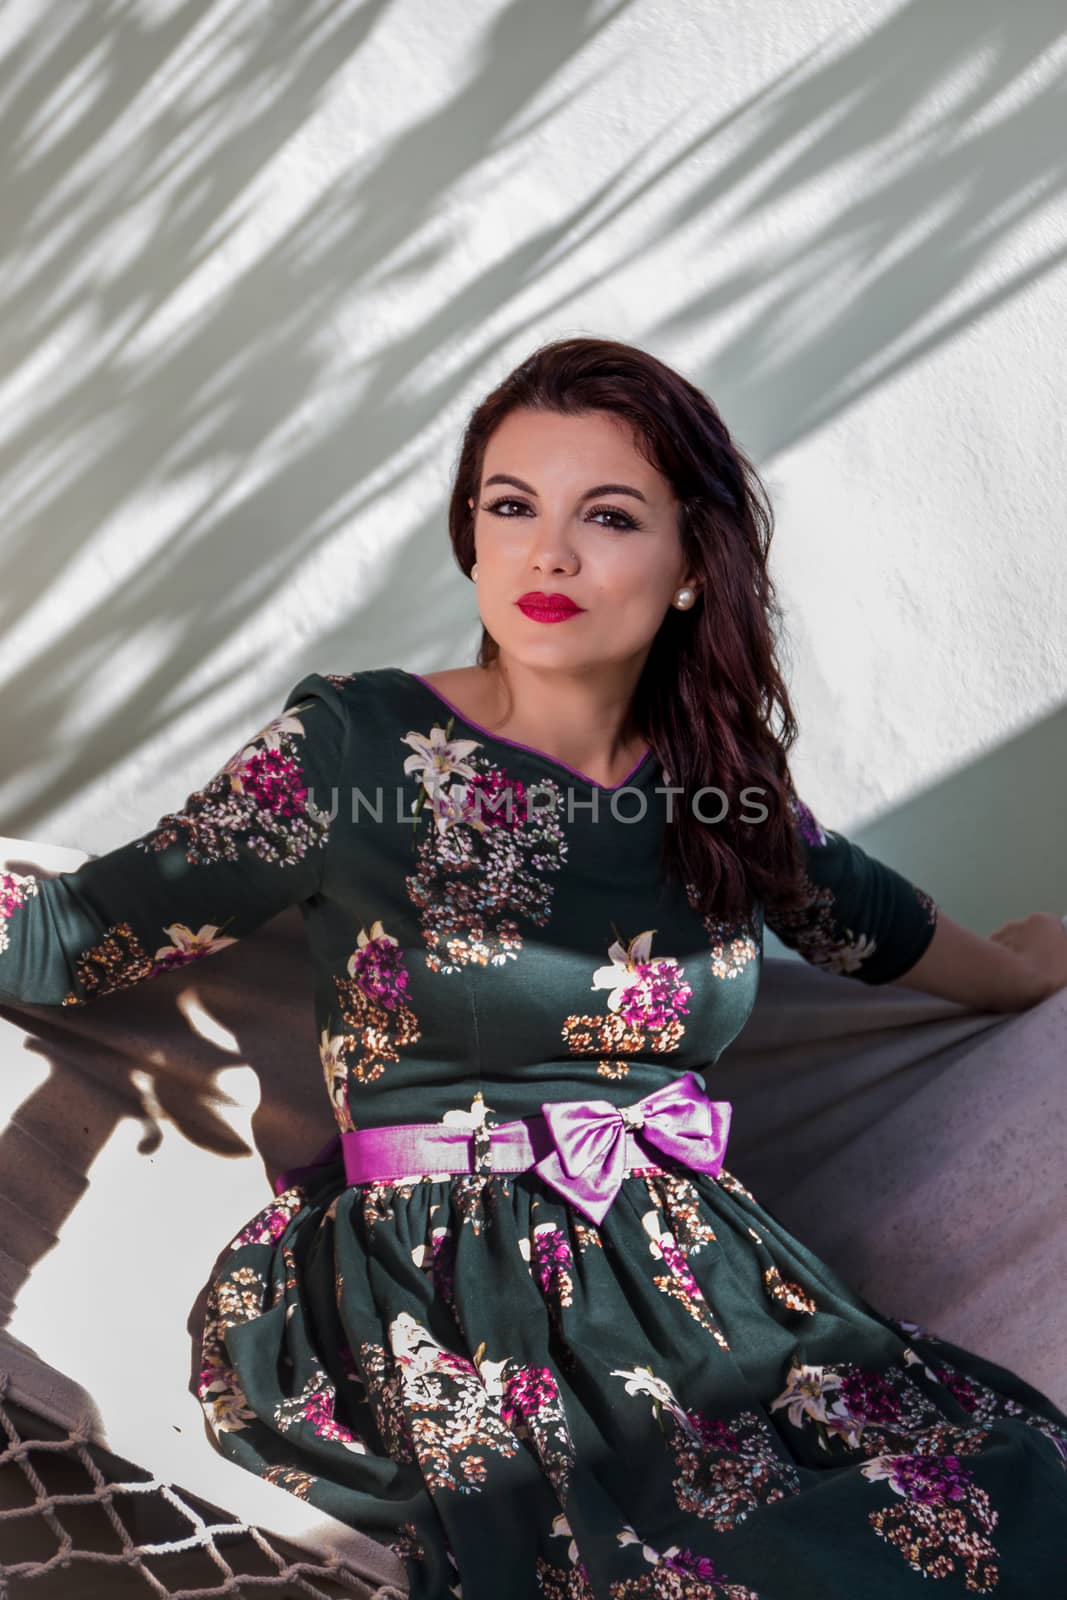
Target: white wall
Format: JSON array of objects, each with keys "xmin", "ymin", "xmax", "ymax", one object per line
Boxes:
[{"xmin": 2, "ymin": 0, "xmax": 1065, "ymax": 930}]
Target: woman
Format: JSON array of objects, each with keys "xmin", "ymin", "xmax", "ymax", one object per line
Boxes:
[{"xmin": 3, "ymin": 337, "xmax": 1067, "ymax": 1599}]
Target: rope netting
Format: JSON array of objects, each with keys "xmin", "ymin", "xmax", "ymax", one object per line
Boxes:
[{"xmin": 0, "ymin": 1383, "xmax": 407, "ymax": 1600}]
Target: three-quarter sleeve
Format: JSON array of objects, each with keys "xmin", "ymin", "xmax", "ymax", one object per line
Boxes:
[
  {"xmin": 762, "ymin": 783, "xmax": 939, "ymax": 986},
  {"xmin": 0, "ymin": 672, "xmax": 348, "ymax": 1008}
]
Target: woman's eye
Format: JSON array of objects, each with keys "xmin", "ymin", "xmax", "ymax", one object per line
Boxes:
[
  {"xmin": 587, "ymin": 504, "xmax": 639, "ymax": 530},
  {"xmin": 481, "ymin": 497, "xmax": 638, "ymax": 530},
  {"xmin": 482, "ymin": 497, "xmax": 529, "ymax": 517}
]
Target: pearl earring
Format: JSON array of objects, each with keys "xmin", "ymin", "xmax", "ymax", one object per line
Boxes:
[
  {"xmin": 471, "ymin": 563, "xmax": 479, "ymax": 581},
  {"xmin": 673, "ymin": 586, "xmax": 696, "ymax": 609}
]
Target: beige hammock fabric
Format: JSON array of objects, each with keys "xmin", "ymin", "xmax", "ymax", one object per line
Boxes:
[{"xmin": 1, "ymin": 835, "xmax": 1065, "ymax": 1594}]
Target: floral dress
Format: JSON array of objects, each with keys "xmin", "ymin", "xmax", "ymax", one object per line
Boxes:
[{"xmin": 3, "ymin": 665, "xmax": 1067, "ymax": 1600}]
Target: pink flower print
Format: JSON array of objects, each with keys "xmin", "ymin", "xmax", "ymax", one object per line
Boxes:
[
  {"xmin": 787, "ymin": 787, "xmax": 828, "ymax": 848},
  {"xmin": 532, "ymin": 1223, "xmax": 574, "ymax": 1305},
  {"xmin": 592, "ymin": 931, "xmax": 692, "ymax": 1031},
  {"xmin": 462, "ymin": 767, "xmax": 530, "ymax": 830},
  {"xmin": 301, "ymin": 1383, "xmax": 366, "ymax": 1453},
  {"xmin": 337, "ymin": 1345, "xmax": 362, "ymax": 1386},
  {"xmin": 137, "ymin": 698, "xmax": 330, "ymax": 870},
  {"xmin": 229, "ymin": 746, "xmax": 308, "ymax": 817},
  {"xmin": 231, "ymin": 1191, "xmax": 302, "ymax": 1249},
  {"xmin": 220, "ymin": 706, "xmax": 311, "ymax": 813},
  {"xmin": 933, "ymin": 1365, "xmax": 979, "ymax": 1412},
  {"xmin": 346, "ymin": 920, "xmax": 411, "ymax": 1009},
  {"xmin": 0, "ymin": 869, "xmax": 38, "ymax": 956},
  {"xmin": 220, "ymin": 708, "xmax": 304, "ymax": 779},
  {"xmin": 274, "ymin": 1372, "xmax": 368, "ymax": 1455},
  {"xmin": 862, "ymin": 1452, "xmax": 975, "ymax": 1505},
  {"xmin": 152, "ymin": 921, "xmax": 238, "ymax": 972},
  {"xmin": 333, "ymin": 923, "xmax": 421, "ymax": 1087},
  {"xmin": 839, "ymin": 1368, "xmax": 905, "ymax": 1428},
  {"xmin": 657, "ymin": 1236, "xmax": 701, "ymax": 1301},
  {"xmin": 640, "ymin": 1205, "xmax": 729, "ymax": 1349},
  {"xmin": 684, "ymin": 1412, "xmax": 742, "ymax": 1454},
  {"xmin": 430, "ymin": 1228, "xmax": 456, "ymax": 1307},
  {"xmin": 500, "ymin": 1366, "xmax": 558, "ymax": 1433},
  {"xmin": 661, "ymin": 1548, "xmax": 729, "ymax": 1582}
]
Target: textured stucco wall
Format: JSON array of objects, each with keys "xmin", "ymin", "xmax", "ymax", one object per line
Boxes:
[{"xmin": 1, "ymin": 0, "xmax": 1065, "ymax": 931}]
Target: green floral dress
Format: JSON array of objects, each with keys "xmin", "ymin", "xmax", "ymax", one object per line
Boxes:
[{"xmin": 3, "ymin": 665, "xmax": 1067, "ymax": 1600}]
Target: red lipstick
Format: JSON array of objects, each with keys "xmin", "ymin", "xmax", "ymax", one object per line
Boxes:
[{"xmin": 516, "ymin": 591, "xmax": 586, "ymax": 624}]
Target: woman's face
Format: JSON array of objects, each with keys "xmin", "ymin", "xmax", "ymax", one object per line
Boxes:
[{"xmin": 468, "ymin": 407, "xmax": 698, "ymax": 676}]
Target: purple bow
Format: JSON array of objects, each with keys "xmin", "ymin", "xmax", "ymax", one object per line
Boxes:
[{"xmin": 532, "ymin": 1071, "xmax": 732, "ymax": 1225}]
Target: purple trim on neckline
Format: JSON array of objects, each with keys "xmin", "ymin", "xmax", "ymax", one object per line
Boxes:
[{"xmin": 404, "ymin": 670, "xmax": 653, "ymax": 792}]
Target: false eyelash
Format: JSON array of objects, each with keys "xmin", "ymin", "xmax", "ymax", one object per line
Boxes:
[{"xmin": 481, "ymin": 496, "xmax": 643, "ymax": 531}]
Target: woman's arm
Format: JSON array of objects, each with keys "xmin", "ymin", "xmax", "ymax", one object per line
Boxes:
[
  {"xmin": 762, "ymin": 785, "xmax": 940, "ymax": 987},
  {"xmin": 894, "ymin": 909, "xmax": 1067, "ymax": 1013},
  {"xmin": 0, "ymin": 672, "xmax": 348, "ymax": 1008}
]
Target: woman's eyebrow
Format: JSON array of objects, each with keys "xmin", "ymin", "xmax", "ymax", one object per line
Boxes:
[{"xmin": 483, "ymin": 473, "xmax": 648, "ymax": 505}]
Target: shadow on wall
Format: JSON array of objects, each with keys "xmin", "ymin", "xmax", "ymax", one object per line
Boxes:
[{"xmin": 1, "ymin": 0, "xmax": 1065, "ymax": 842}]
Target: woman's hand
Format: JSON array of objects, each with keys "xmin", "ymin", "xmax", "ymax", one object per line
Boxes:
[{"xmin": 987, "ymin": 912, "xmax": 1067, "ymax": 1005}]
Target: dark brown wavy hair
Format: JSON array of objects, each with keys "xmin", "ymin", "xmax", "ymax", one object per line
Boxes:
[{"xmin": 446, "ymin": 335, "xmax": 812, "ymax": 926}]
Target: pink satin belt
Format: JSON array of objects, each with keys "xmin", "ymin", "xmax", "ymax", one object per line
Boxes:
[{"xmin": 274, "ymin": 1072, "xmax": 732, "ymax": 1227}]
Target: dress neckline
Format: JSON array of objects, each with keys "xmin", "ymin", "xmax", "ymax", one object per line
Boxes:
[{"xmin": 399, "ymin": 669, "xmax": 656, "ymax": 793}]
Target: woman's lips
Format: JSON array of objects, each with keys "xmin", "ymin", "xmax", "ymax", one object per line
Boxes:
[{"xmin": 516, "ymin": 599, "xmax": 585, "ymax": 623}]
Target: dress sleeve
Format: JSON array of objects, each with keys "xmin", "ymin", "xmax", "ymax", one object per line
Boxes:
[
  {"xmin": 0, "ymin": 672, "xmax": 348, "ymax": 1008},
  {"xmin": 762, "ymin": 782, "xmax": 940, "ymax": 986}
]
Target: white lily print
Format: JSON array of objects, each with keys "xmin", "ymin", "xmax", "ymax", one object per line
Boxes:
[
  {"xmin": 591, "ymin": 930, "xmax": 686, "ymax": 1009},
  {"xmin": 617, "ymin": 1524, "xmax": 661, "ymax": 1565},
  {"xmin": 427, "ymin": 780, "xmax": 489, "ymax": 838},
  {"xmin": 612, "ymin": 1364, "xmax": 678, "ymax": 1408},
  {"xmin": 611, "ymin": 1364, "xmax": 697, "ymax": 1439},
  {"xmin": 640, "ymin": 1206, "xmax": 680, "ymax": 1265},
  {"xmin": 860, "ymin": 1455, "xmax": 909, "ymax": 1491},
  {"xmin": 473, "ymin": 1355, "xmax": 509, "ymax": 1402},
  {"xmin": 200, "ymin": 1367, "xmax": 256, "ymax": 1432},
  {"xmin": 155, "ymin": 922, "xmax": 238, "ymax": 963},
  {"xmin": 388, "ymin": 1313, "xmax": 475, "ymax": 1404},
  {"xmin": 592, "ymin": 931, "xmax": 656, "ymax": 1006},
  {"xmin": 902, "ymin": 1346, "xmax": 939, "ymax": 1382},
  {"xmin": 319, "ymin": 1027, "xmax": 352, "ymax": 1130},
  {"xmin": 819, "ymin": 933, "xmax": 878, "ymax": 975},
  {"xmin": 411, "ymin": 1225, "xmax": 449, "ymax": 1272},
  {"xmin": 253, "ymin": 708, "xmax": 308, "ymax": 752},
  {"xmin": 401, "ymin": 725, "xmax": 481, "ymax": 802},
  {"xmin": 552, "ymin": 1512, "xmax": 581, "ymax": 1566},
  {"xmin": 819, "ymin": 1406, "xmax": 866, "ymax": 1449},
  {"xmin": 441, "ymin": 1091, "xmax": 492, "ymax": 1130},
  {"xmin": 769, "ymin": 1362, "xmax": 844, "ymax": 1429}
]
